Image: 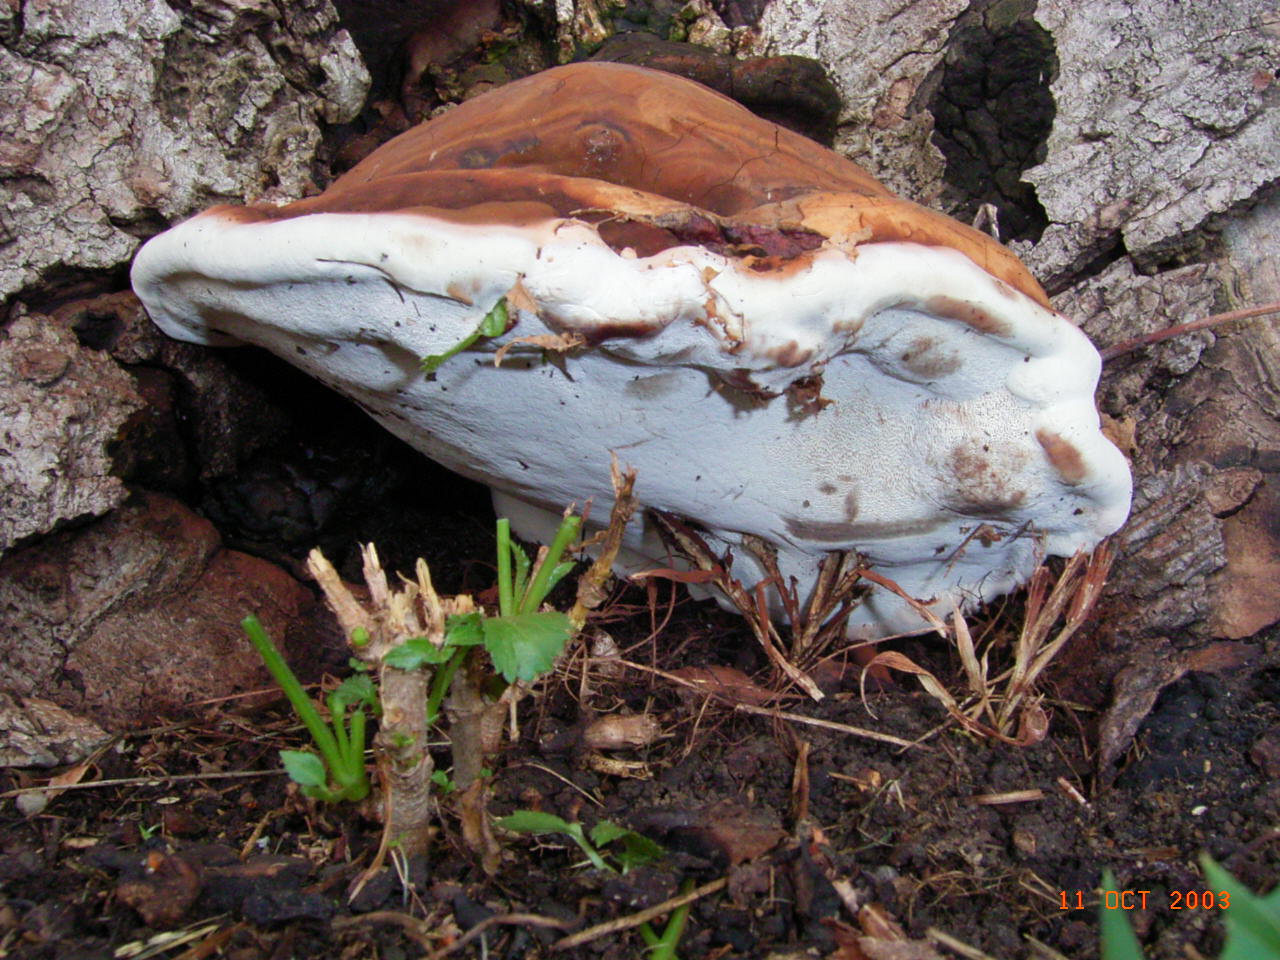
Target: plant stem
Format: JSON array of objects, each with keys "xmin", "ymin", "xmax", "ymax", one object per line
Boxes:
[
  {"xmin": 647, "ymin": 879, "xmax": 694, "ymax": 960},
  {"xmin": 425, "ymin": 646, "xmax": 467, "ymax": 725},
  {"xmin": 377, "ymin": 661, "xmax": 434, "ymax": 853},
  {"xmin": 344, "ymin": 706, "xmax": 367, "ymax": 789},
  {"xmin": 1100, "ymin": 300, "xmax": 1280, "ymax": 362},
  {"xmin": 242, "ymin": 616, "xmax": 343, "ymax": 770},
  {"xmin": 497, "ymin": 518, "xmax": 514, "ymax": 617},
  {"xmin": 328, "ymin": 692, "xmax": 351, "ymax": 763},
  {"xmin": 564, "ymin": 823, "xmax": 612, "ymax": 873},
  {"xmin": 520, "ymin": 515, "xmax": 581, "ymax": 614}
]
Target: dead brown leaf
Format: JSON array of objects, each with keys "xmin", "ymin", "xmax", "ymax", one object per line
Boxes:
[
  {"xmin": 493, "ymin": 331, "xmax": 585, "ymax": 367},
  {"xmin": 667, "ymin": 665, "xmax": 779, "ymax": 705},
  {"xmin": 504, "ymin": 277, "xmax": 539, "ymax": 315}
]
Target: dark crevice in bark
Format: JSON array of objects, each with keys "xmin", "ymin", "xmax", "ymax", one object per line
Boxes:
[{"xmin": 922, "ymin": 0, "xmax": 1056, "ymax": 244}]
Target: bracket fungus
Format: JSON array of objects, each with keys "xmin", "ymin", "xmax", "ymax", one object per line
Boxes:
[{"xmin": 131, "ymin": 63, "xmax": 1131, "ymax": 638}]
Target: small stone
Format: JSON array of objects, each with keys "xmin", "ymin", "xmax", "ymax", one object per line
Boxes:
[{"xmin": 1249, "ymin": 727, "xmax": 1280, "ymax": 779}]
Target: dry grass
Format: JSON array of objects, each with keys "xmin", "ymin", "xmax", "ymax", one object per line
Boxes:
[
  {"xmin": 639, "ymin": 510, "xmax": 872, "ymax": 701},
  {"xmin": 863, "ymin": 543, "xmax": 1115, "ymax": 745},
  {"xmin": 637, "ymin": 514, "xmax": 1116, "ymax": 744}
]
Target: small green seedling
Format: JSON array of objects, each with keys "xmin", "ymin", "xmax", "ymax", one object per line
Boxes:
[
  {"xmin": 494, "ymin": 809, "xmax": 665, "ymax": 875},
  {"xmin": 499, "ymin": 811, "xmax": 682, "ymax": 957},
  {"xmin": 386, "ymin": 512, "xmax": 581, "ymax": 722},
  {"xmin": 242, "ymin": 615, "xmax": 376, "ymax": 803},
  {"xmin": 421, "ymin": 298, "xmax": 508, "ymax": 374},
  {"xmin": 430, "ymin": 769, "xmax": 458, "ymax": 794},
  {"xmin": 1102, "ymin": 857, "xmax": 1280, "ymax": 960},
  {"xmin": 639, "ymin": 878, "xmax": 694, "ymax": 960},
  {"xmin": 431, "ymin": 768, "xmax": 493, "ymax": 794}
]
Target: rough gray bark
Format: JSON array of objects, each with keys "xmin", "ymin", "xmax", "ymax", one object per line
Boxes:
[
  {"xmin": 0, "ymin": 693, "xmax": 111, "ymax": 768},
  {"xmin": 1025, "ymin": 0, "xmax": 1280, "ymax": 288},
  {"xmin": 0, "ymin": 0, "xmax": 369, "ymax": 301},
  {"xmin": 0, "ymin": 312, "xmax": 141, "ymax": 550},
  {"xmin": 752, "ymin": 0, "xmax": 962, "ymax": 202},
  {"xmin": 1058, "ymin": 197, "xmax": 1280, "ymax": 642}
]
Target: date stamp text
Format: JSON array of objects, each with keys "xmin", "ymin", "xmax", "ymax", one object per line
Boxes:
[{"xmin": 1059, "ymin": 889, "xmax": 1231, "ymax": 911}]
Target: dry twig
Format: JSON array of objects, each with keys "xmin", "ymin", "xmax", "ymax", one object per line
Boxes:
[{"xmin": 1100, "ymin": 300, "xmax": 1280, "ymax": 361}]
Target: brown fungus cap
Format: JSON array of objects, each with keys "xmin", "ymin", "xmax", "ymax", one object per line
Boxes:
[
  {"xmin": 133, "ymin": 63, "xmax": 1130, "ymax": 638},
  {"xmin": 234, "ymin": 63, "xmax": 1048, "ymax": 306}
]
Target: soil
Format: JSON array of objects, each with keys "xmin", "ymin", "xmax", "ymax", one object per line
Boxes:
[{"xmin": 3, "ymin": 381, "xmax": 1278, "ymax": 960}]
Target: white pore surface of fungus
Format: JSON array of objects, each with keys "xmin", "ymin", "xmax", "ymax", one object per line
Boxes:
[{"xmin": 132, "ymin": 63, "xmax": 1132, "ymax": 638}]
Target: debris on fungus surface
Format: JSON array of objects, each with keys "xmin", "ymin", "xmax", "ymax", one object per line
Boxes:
[{"xmin": 131, "ymin": 62, "xmax": 1132, "ymax": 638}]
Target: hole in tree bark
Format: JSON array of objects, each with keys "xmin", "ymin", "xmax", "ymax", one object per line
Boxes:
[{"xmin": 923, "ymin": 0, "xmax": 1057, "ymax": 243}]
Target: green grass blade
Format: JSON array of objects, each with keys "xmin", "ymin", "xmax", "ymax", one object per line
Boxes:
[
  {"xmin": 1201, "ymin": 855, "xmax": 1280, "ymax": 959},
  {"xmin": 327, "ymin": 691, "xmax": 350, "ymax": 761},
  {"xmin": 242, "ymin": 616, "xmax": 342, "ymax": 770},
  {"xmin": 1100, "ymin": 869, "xmax": 1144, "ymax": 960},
  {"xmin": 496, "ymin": 518, "xmax": 514, "ymax": 617},
  {"xmin": 519, "ymin": 515, "xmax": 581, "ymax": 614},
  {"xmin": 341, "ymin": 707, "xmax": 369, "ymax": 794}
]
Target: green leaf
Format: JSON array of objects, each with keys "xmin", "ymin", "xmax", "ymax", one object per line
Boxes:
[
  {"xmin": 421, "ymin": 299, "xmax": 508, "ymax": 373},
  {"xmin": 280, "ymin": 750, "xmax": 328, "ymax": 789},
  {"xmin": 496, "ymin": 810, "xmax": 573, "ymax": 834},
  {"xmin": 350, "ymin": 627, "xmax": 370, "ymax": 647},
  {"xmin": 1099, "ymin": 869, "xmax": 1144, "ymax": 960},
  {"xmin": 615, "ymin": 831, "xmax": 666, "ymax": 873},
  {"xmin": 385, "ymin": 636, "xmax": 455, "ymax": 670},
  {"xmin": 509, "ymin": 541, "xmax": 531, "ymax": 611},
  {"xmin": 478, "ymin": 298, "xmax": 509, "ymax": 336},
  {"xmin": 334, "ymin": 674, "xmax": 376, "ymax": 709},
  {"xmin": 1202, "ymin": 855, "xmax": 1280, "ymax": 960},
  {"xmin": 563, "ymin": 821, "xmax": 611, "ymax": 872},
  {"xmin": 589, "ymin": 820, "xmax": 629, "ymax": 847},
  {"xmin": 444, "ymin": 613, "xmax": 485, "ymax": 647},
  {"xmin": 543, "ymin": 559, "xmax": 578, "ymax": 595},
  {"xmin": 482, "ymin": 612, "xmax": 573, "ymax": 683},
  {"xmin": 497, "ymin": 810, "xmax": 615, "ymax": 872},
  {"xmin": 587, "ymin": 820, "xmax": 666, "ymax": 872},
  {"xmin": 518, "ymin": 514, "xmax": 581, "ymax": 614},
  {"xmin": 431, "ymin": 770, "xmax": 457, "ymax": 794}
]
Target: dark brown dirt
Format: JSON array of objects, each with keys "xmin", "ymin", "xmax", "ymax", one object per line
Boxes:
[{"xmin": 2, "ymin": 564, "xmax": 1277, "ymax": 959}]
